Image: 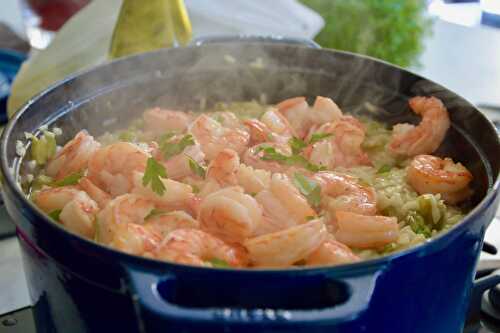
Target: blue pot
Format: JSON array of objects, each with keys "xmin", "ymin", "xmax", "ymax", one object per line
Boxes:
[{"xmin": 1, "ymin": 39, "xmax": 499, "ymax": 333}]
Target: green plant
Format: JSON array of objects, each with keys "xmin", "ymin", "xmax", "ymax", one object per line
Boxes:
[{"xmin": 300, "ymin": 0, "xmax": 432, "ymax": 67}]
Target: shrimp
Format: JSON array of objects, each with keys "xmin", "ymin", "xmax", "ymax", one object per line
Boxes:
[
  {"xmin": 159, "ymin": 143, "xmax": 206, "ymax": 180},
  {"xmin": 153, "ymin": 228, "xmax": 248, "ymax": 267},
  {"xmin": 254, "ymin": 173, "xmax": 316, "ymax": 235},
  {"xmin": 259, "ymin": 107, "xmax": 296, "ymax": 143},
  {"xmin": 87, "ymin": 142, "xmax": 150, "ymax": 197},
  {"xmin": 131, "ymin": 171, "xmax": 195, "ymax": 212},
  {"xmin": 108, "ymin": 223, "xmax": 162, "ymax": 256},
  {"xmin": 243, "ymin": 142, "xmax": 293, "ymax": 173},
  {"xmin": 277, "ymin": 96, "xmax": 343, "ymax": 138},
  {"xmin": 199, "ymin": 187, "xmax": 263, "ymax": 243},
  {"xmin": 143, "ymin": 107, "xmax": 192, "ymax": 134},
  {"xmin": 78, "ymin": 177, "xmax": 111, "ymax": 208},
  {"xmin": 208, "ymin": 111, "xmax": 246, "ymax": 130},
  {"xmin": 206, "ymin": 149, "xmax": 240, "ymax": 186},
  {"xmin": 144, "ymin": 211, "xmax": 199, "ymax": 238},
  {"xmin": 305, "ymin": 116, "xmax": 371, "ymax": 169},
  {"xmin": 313, "ymin": 171, "xmax": 377, "ymax": 216},
  {"xmin": 306, "ymin": 239, "xmax": 360, "ymax": 267},
  {"xmin": 189, "ymin": 114, "xmax": 250, "ymax": 160},
  {"xmin": 389, "ymin": 96, "xmax": 450, "ymax": 156},
  {"xmin": 33, "ymin": 186, "xmax": 98, "ymax": 238},
  {"xmin": 244, "ymin": 218, "xmax": 327, "ymax": 267},
  {"xmin": 96, "ymin": 194, "xmax": 155, "ymax": 244},
  {"xmin": 334, "ymin": 211, "xmax": 399, "ymax": 249},
  {"xmin": 45, "ymin": 130, "xmax": 100, "ymax": 180},
  {"xmin": 407, "ymin": 154, "xmax": 473, "ymax": 204},
  {"xmin": 207, "ymin": 149, "xmax": 271, "ymax": 194}
]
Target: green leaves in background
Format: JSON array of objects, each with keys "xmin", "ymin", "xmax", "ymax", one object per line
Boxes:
[{"xmin": 300, "ymin": 0, "xmax": 432, "ymax": 67}]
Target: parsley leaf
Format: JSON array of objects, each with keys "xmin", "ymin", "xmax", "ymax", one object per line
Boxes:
[
  {"xmin": 188, "ymin": 157, "xmax": 206, "ymax": 179},
  {"xmin": 48, "ymin": 209, "xmax": 62, "ymax": 221},
  {"xmin": 51, "ymin": 171, "xmax": 84, "ymax": 187},
  {"xmin": 289, "ymin": 137, "xmax": 307, "ymax": 155},
  {"xmin": 292, "ymin": 173, "xmax": 322, "ymax": 208},
  {"xmin": 159, "ymin": 134, "xmax": 195, "ymax": 160},
  {"xmin": 309, "ymin": 132, "xmax": 334, "ymax": 145},
  {"xmin": 256, "ymin": 146, "xmax": 325, "ymax": 172},
  {"xmin": 142, "ymin": 158, "xmax": 168, "ymax": 196},
  {"xmin": 209, "ymin": 258, "xmax": 231, "ymax": 268},
  {"xmin": 376, "ymin": 164, "xmax": 392, "ymax": 174}
]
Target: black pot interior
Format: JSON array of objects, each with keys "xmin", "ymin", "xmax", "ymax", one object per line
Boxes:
[{"xmin": 4, "ymin": 43, "xmax": 500, "ymax": 210}]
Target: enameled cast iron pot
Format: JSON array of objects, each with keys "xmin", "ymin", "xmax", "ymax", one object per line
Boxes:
[{"xmin": 1, "ymin": 38, "xmax": 500, "ymax": 333}]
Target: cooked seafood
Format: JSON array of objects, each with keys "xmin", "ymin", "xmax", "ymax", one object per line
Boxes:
[{"xmin": 25, "ymin": 95, "xmax": 471, "ymax": 268}]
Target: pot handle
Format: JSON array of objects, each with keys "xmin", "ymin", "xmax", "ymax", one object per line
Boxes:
[
  {"xmin": 190, "ymin": 35, "xmax": 320, "ymax": 49},
  {"xmin": 125, "ymin": 266, "xmax": 380, "ymax": 332}
]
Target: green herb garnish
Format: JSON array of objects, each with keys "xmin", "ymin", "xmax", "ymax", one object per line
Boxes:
[
  {"xmin": 293, "ymin": 173, "xmax": 322, "ymax": 208},
  {"xmin": 257, "ymin": 146, "xmax": 325, "ymax": 173},
  {"xmin": 160, "ymin": 134, "xmax": 195, "ymax": 160},
  {"xmin": 142, "ymin": 158, "xmax": 167, "ymax": 196},
  {"xmin": 376, "ymin": 164, "xmax": 392, "ymax": 174},
  {"xmin": 289, "ymin": 137, "xmax": 307, "ymax": 155},
  {"xmin": 191, "ymin": 184, "xmax": 200, "ymax": 194},
  {"xmin": 48, "ymin": 209, "xmax": 62, "ymax": 221},
  {"xmin": 188, "ymin": 157, "xmax": 206, "ymax": 179},
  {"xmin": 305, "ymin": 215, "xmax": 317, "ymax": 221},
  {"xmin": 209, "ymin": 258, "xmax": 231, "ymax": 268},
  {"xmin": 309, "ymin": 132, "xmax": 334, "ymax": 145},
  {"xmin": 51, "ymin": 171, "xmax": 84, "ymax": 187}
]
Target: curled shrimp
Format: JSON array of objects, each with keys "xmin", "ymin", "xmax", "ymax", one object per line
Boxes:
[
  {"xmin": 87, "ymin": 142, "xmax": 150, "ymax": 197},
  {"xmin": 108, "ymin": 223, "xmax": 162, "ymax": 256},
  {"xmin": 190, "ymin": 114, "xmax": 250, "ymax": 160},
  {"xmin": 206, "ymin": 149, "xmax": 240, "ymax": 186},
  {"xmin": 143, "ymin": 107, "xmax": 192, "ymax": 134},
  {"xmin": 244, "ymin": 108, "xmax": 296, "ymax": 145},
  {"xmin": 277, "ymin": 96, "xmax": 343, "ymax": 138},
  {"xmin": 334, "ymin": 211, "xmax": 399, "ymax": 249},
  {"xmin": 208, "ymin": 111, "xmax": 246, "ymax": 130},
  {"xmin": 244, "ymin": 218, "xmax": 327, "ymax": 267},
  {"xmin": 207, "ymin": 148, "xmax": 271, "ymax": 194},
  {"xmin": 242, "ymin": 142, "xmax": 293, "ymax": 173},
  {"xmin": 154, "ymin": 139, "xmax": 206, "ymax": 180},
  {"xmin": 33, "ymin": 186, "xmax": 98, "ymax": 238},
  {"xmin": 144, "ymin": 211, "xmax": 199, "ymax": 238},
  {"xmin": 45, "ymin": 130, "xmax": 100, "ymax": 180},
  {"xmin": 389, "ymin": 96, "xmax": 450, "ymax": 156},
  {"xmin": 407, "ymin": 154, "xmax": 473, "ymax": 204},
  {"xmin": 153, "ymin": 228, "xmax": 248, "ymax": 267},
  {"xmin": 306, "ymin": 239, "xmax": 360, "ymax": 267},
  {"xmin": 313, "ymin": 171, "xmax": 377, "ymax": 216},
  {"xmin": 96, "ymin": 194, "xmax": 155, "ymax": 244},
  {"xmin": 199, "ymin": 187, "xmax": 263, "ymax": 243},
  {"xmin": 131, "ymin": 171, "xmax": 195, "ymax": 212},
  {"xmin": 78, "ymin": 177, "xmax": 111, "ymax": 209},
  {"xmin": 254, "ymin": 173, "xmax": 316, "ymax": 235},
  {"xmin": 305, "ymin": 116, "xmax": 371, "ymax": 169}
]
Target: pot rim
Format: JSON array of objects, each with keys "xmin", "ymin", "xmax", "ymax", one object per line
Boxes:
[{"xmin": 1, "ymin": 43, "xmax": 499, "ymax": 274}]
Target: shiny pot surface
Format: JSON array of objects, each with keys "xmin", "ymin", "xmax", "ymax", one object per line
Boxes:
[{"xmin": 1, "ymin": 41, "xmax": 500, "ymax": 333}]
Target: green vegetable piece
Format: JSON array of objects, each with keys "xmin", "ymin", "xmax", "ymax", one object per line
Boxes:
[
  {"xmin": 257, "ymin": 146, "xmax": 325, "ymax": 173},
  {"xmin": 417, "ymin": 194, "xmax": 445, "ymax": 227},
  {"xmin": 48, "ymin": 209, "xmax": 62, "ymax": 221},
  {"xmin": 293, "ymin": 173, "xmax": 322, "ymax": 208},
  {"xmin": 209, "ymin": 258, "xmax": 230, "ymax": 268},
  {"xmin": 289, "ymin": 137, "xmax": 307, "ymax": 155},
  {"xmin": 377, "ymin": 165, "xmax": 392, "ymax": 174},
  {"xmin": 31, "ymin": 131, "xmax": 57, "ymax": 166},
  {"xmin": 32, "ymin": 175, "xmax": 54, "ymax": 191},
  {"xmin": 188, "ymin": 157, "xmax": 206, "ymax": 179},
  {"xmin": 406, "ymin": 210, "xmax": 432, "ymax": 238},
  {"xmin": 51, "ymin": 171, "xmax": 84, "ymax": 187},
  {"xmin": 160, "ymin": 134, "xmax": 195, "ymax": 160},
  {"xmin": 309, "ymin": 132, "xmax": 333, "ymax": 145},
  {"xmin": 305, "ymin": 215, "xmax": 316, "ymax": 221},
  {"xmin": 142, "ymin": 157, "xmax": 168, "ymax": 196}
]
